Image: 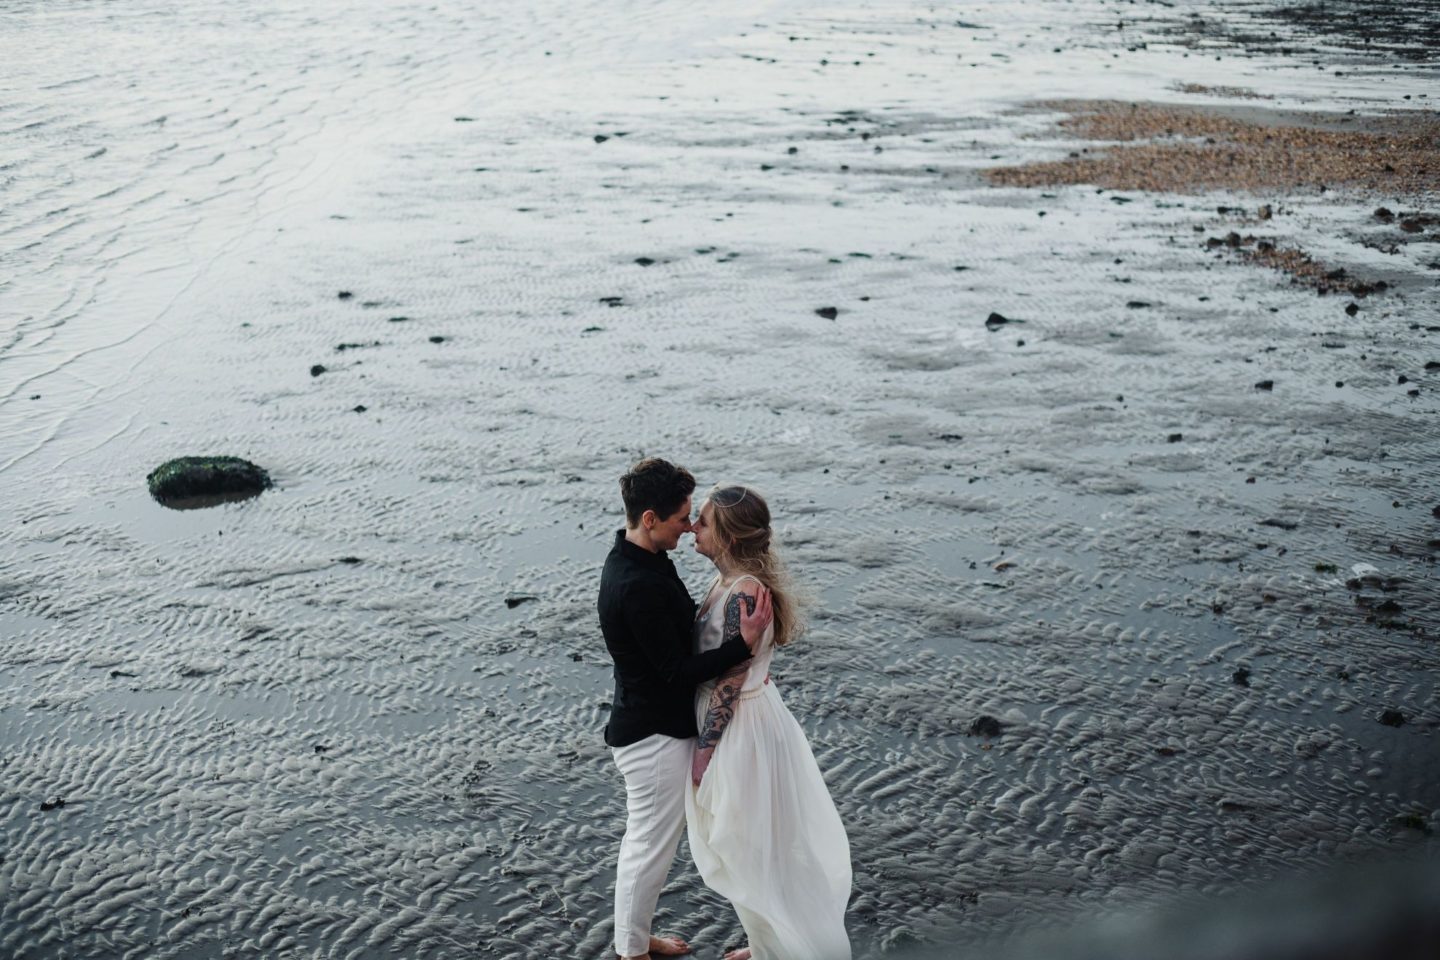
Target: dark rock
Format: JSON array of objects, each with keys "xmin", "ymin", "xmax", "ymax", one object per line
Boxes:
[
  {"xmin": 1374, "ymin": 207, "xmax": 1394, "ymax": 223},
  {"xmin": 815, "ymin": 306, "xmax": 839, "ymax": 320},
  {"xmin": 1258, "ymin": 204, "xmax": 1273, "ymax": 220},
  {"xmin": 429, "ymin": 335, "xmax": 446, "ymax": 343},
  {"xmin": 40, "ymin": 797, "xmax": 65, "ymax": 812},
  {"xmin": 1400, "ymin": 219, "xmax": 1424, "ymax": 233},
  {"xmin": 110, "ymin": 669, "xmax": 137, "ymax": 678},
  {"xmin": 388, "ymin": 316, "xmax": 409, "ymax": 323},
  {"xmin": 985, "ymin": 312, "xmax": 1023, "ymax": 330},
  {"xmin": 634, "ymin": 257, "xmax": 656, "ymax": 267},
  {"xmin": 1155, "ymin": 745, "xmax": 1181, "ymax": 757},
  {"xmin": 968, "ymin": 715, "xmax": 1002, "ymax": 738},
  {"xmin": 1225, "ymin": 231, "xmax": 1243, "ymax": 247},
  {"xmin": 593, "ymin": 134, "xmax": 609, "ymax": 143},
  {"xmin": 1345, "ymin": 303, "xmax": 1359, "ymax": 316},
  {"xmin": 1126, "ymin": 300, "xmax": 1151, "ymax": 309},
  {"xmin": 353, "ymin": 404, "xmax": 367, "ymax": 413},
  {"xmin": 1379, "ymin": 709, "xmax": 1406, "ymax": 727},
  {"xmin": 1394, "ymin": 812, "xmax": 1430, "ymax": 833},
  {"xmin": 505, "ymin": 596, "xmax": 538, "ymax": 609},
  {"xmin": 1166, "ymin": 433, "xmax": 1183, "ymax": 443},
  {"xmin": 337, "ymin": 290, "xmax": 353, "ymax": 300},
  {"xmin": 1432, "ymin": 504, "xmax": 1440, "ymax": 519},
  {"xmin": 454, "ymin": 116, "xmax": 474, "ymax": 122},
  {"xmin": 1232, "ymin": 665, "xmax": 1251, "ymax": 687},
  {"xmin": 335, "ymin": 341, "xmax": 381, "ymax": 352},
  {"xmin": 599, "ymin": 296, "xmax": 624, "ymax": 307},
  {"xmin": 147, "ymin": 456, "xmax": 272, "ymax": 508},
  {"xmin": 1255, "ymin": 380, "xmax": 1274, "ymax": 390},
  {"xmin": 310, "ymin": 364, "xmax": 326, "ymax": 377},
  {"xmin": 1375, "ymin": 599, "xmax": 1404, "ymax": 615},
  {"xmin": 1426, "ymin": 361, "xmax": 1440, "ymax": 370}
]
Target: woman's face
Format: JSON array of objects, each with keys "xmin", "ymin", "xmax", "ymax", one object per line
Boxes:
[{"xmin": 692, "ymin": 500, "xmax": 719, "ymax": 560}]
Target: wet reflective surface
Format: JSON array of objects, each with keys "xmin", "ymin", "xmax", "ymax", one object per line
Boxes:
[{"xmin": 2, "ymin": 0, "xmax": 1437, "ymax": 957}]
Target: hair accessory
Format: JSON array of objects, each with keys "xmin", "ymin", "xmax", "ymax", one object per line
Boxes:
[{"xmin": 709, "ymin": 485, "xmax": 750, "ymax": 508}]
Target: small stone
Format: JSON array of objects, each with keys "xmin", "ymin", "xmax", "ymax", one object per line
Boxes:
[
  {"xmin": 429, "ymin": 335, "xmax": 446, "ymax": 343},
  {"xmin": 337, "ymin": 290, "xmax": 353, "ymax": 300},
  {"xmin": 310, "ymin": 364, "xmax": 326, "ymax": 377},
  {"xmin": 815, "ymin": 306, "xmax": 839, "ymax": 320},
  {"xmin": 1254, "ymin": 380, "xmax": 1274, "ymax": 391},
  {"xmin": 505, "ymin": 596, "xmax": 538, "ymax": 609},
  {"xmin": 968, "ymin": 715, "xmax": 1002, "ymax": 738},
  {"xmin": 1379, "ymin": 709, "xmax": 1405, "ymax": 727},
  {"xmin": 634, "ymin": 257, "xmax": 656, "ymax": 267},
  {"xmin": 1166, "ymin": 433, "xmax": 1183, "ymax": 443},
  {"xmin": 593, "ymin": 134, "xmax": 609, "ymax": 143},
  {"xmin": 1232, "ymin": 666, "xmax": 1251, "ymax": 687},
  {"xmin": 1345, "ymin": 303, "xmax": 1359, "ymax": 316},
  {"xmin": 353, "ymin": 405, "xmax": 367, "ymax": 413},
  {"xmin": 1374, "ymin": 207, "xmax": 1394, "ymax": 223},
  {"xmin": 40, "ymin": 797, "xmax": 65, "ymax": 812}
]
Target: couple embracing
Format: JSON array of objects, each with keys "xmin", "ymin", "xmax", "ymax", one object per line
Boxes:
[{"xmin": 597, "ymin": 458, "xmax": 852, "ymax": 960}]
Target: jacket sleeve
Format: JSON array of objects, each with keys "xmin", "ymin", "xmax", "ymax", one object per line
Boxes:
[{"xmin": 622, "ymin": 584, "xmax": 750, "ymax": 686}]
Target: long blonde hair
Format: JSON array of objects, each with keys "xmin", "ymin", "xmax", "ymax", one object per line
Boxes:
[{"xmin": 706, "ymin": 485, "xmax": 806, "ymax": 647}]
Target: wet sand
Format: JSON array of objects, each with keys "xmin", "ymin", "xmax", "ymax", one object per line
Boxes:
[{"xmin": 2, "ymin": 1, "xmax": 1438, "ymax": 958}]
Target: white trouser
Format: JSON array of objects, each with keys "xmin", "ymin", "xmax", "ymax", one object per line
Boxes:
[{"xmin": 612, "ymin": 733, "xmax": 692, "ymax": 957}]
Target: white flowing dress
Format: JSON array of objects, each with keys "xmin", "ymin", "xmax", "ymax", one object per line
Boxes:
[{"xmin": 685, "ymin": 575, "xmax": 852, "ymax": 960}]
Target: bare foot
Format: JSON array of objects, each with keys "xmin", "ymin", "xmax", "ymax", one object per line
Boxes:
[
  {"xmin": 723, "ymin": 948, "xmax": 751, "ymax": 960},
  {"xmin": 649, "ymin": 934, "xmax": 691, "ymax": 956}
]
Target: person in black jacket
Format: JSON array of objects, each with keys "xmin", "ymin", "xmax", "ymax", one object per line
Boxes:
[{"xmin": 599, "ymin": 458, "xmax": 771, "ymax": 960}]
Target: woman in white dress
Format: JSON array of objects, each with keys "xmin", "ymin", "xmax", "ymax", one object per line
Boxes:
[{"xmin": 685, "ymin": 484, "xmax": 851, "ymax": 960}]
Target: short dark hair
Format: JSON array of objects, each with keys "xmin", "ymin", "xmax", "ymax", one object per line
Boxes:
[{"xmin": 620, "ymin": 458, "xmax": 695, "ymax": 527}]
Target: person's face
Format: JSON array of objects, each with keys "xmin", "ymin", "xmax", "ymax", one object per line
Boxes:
[
  {"xmin": 692, "ymin": 500, "xmax": 717, "ymax": 559},
  {"xmin": 648, "ymin": 495, "xmax": 693, "ymax": 552}
]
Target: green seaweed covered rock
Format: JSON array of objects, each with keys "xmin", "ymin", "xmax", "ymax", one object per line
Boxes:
[{"xmin": 147, "ymin": 456, "xmax": 272, "ymax": 508}]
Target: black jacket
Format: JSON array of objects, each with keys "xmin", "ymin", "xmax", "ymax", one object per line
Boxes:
[{"xmin": 598, "ymin": 530, "xmax": 750, "ymax": 747}]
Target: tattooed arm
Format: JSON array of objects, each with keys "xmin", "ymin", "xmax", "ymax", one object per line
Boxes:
[{"xmin": 693, "ymin": 591, "xmax": 758, "ymax": 786}]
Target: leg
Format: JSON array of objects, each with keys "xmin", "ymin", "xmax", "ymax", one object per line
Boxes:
[{"xmin": 612, "ymin": 735, "xmax": 692, "ymax": 958}]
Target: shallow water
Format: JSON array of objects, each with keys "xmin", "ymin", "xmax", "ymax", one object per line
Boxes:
[{"xmin": 2, "ymin": 0, "xmax": 1438, "ymax": 957}]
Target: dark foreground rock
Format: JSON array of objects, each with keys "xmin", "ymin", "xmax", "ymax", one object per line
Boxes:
[
  {"xmin": 147, "ymin": 456, "xmax": 272, "ymax": 508},
  {"xmin": 968, "ymin": 715, "xmax": 1003, "ymax": 737}
]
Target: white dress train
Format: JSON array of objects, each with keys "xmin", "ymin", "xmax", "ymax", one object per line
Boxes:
[{"xmin": 685, "ymin": 575, "xmax": 852, "ymax": 960}]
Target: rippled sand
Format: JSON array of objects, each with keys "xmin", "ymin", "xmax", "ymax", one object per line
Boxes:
[{"xmin": 2, "ymin": 1, "xmax": 1437, "ymax": 957}]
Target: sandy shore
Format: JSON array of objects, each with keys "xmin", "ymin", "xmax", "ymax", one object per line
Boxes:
[{"xmin": 2, "ymin": 1, "xmax": 1437, "ymax": 958}]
